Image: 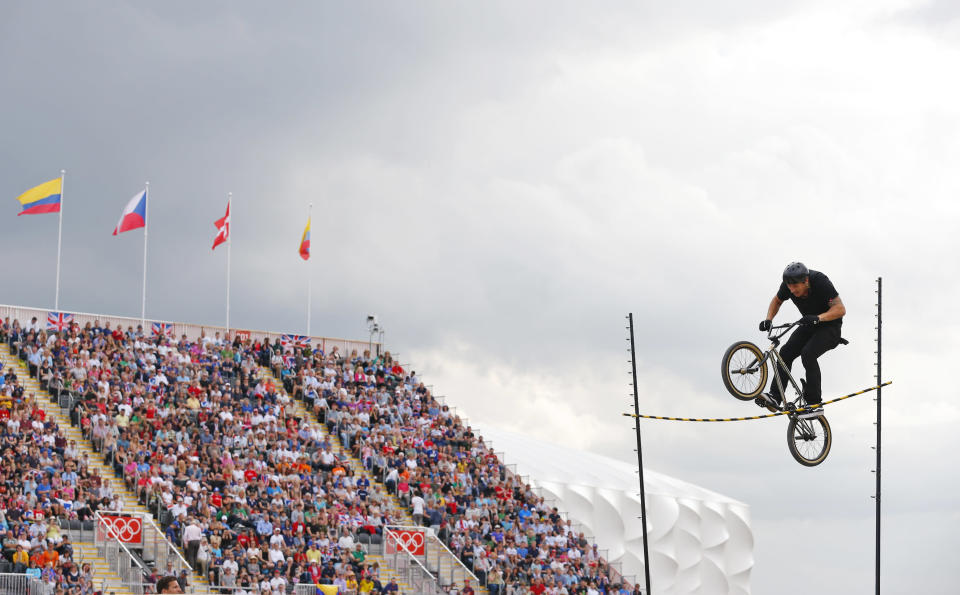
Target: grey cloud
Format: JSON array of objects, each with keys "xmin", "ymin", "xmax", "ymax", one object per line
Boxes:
[{"xmin": 2, "ymin": 2, "xmax": 959, "ymax": 593}]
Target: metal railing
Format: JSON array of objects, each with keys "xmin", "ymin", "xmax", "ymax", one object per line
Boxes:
[
  {"xmin": 0, "ymin": 303, "xmax": 377, "ymax": 355},
  {"xmin": 382, "ymin": 527, "xmax": 442, "ymax": 594},
  {"xmin": 94, "ymin": 511, "xmax": 154, "ymax": 595},
  {"xmin": 0, "ymin": 574, "xmax": 48, "ymax": 595},
  {"xmin": 384, "ymin": 525, "xmax": 479, "ymax": 591},
  {"xmin": 139, "ymin": 509, "xmax": 194, "ymax": 576}
]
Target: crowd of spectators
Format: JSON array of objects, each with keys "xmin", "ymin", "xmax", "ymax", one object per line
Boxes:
[
  {"xmin": 282, "ymin": 349, "xmax": 638, "ymax": 595},
  {"xmin": 3, "ymin": 316, "xmax": 410, "ymax": 594},
  {"xmin": 1, "ymin": 318, "xmax": 110, "ymax": 594},
  {"xmin": 2, "ymin": 314, "xmax": 639, "ymax": 595}
]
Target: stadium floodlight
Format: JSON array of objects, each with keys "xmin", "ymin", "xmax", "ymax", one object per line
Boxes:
[{"xmin": 366, "ymin": 315, "xmax": 383, "ymax": 355}]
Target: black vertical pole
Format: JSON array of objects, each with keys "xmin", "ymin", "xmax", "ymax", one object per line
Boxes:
[
  {"xmin": 628, "ymin": 313, "xmax": 652, "ymax": 595},
  {"xmin": 875, "ymin": 278, "xmax": 882, "ymax": 595}
]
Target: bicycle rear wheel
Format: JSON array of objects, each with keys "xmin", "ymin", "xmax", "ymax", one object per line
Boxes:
[
  {"xmin": 787, "ymin": 416, "xmax": 832, "ymax": 467},
  {"xmin": 721, "ymin": 341, "xmax": 768, "ymax": 400}
]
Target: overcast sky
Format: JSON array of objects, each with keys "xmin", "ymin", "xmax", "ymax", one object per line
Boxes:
[{"xmin": 2, "ymin": 1, "xmax": 959, "ymax": 592}]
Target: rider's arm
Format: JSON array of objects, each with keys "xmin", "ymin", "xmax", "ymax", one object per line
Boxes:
[
  {"xmin": 818, "ymin": 296, "xmax": 846, "ymax": 323},
  {"xmin": 765, "ymin": 296, "xmax": 784, "ymax": 321}
]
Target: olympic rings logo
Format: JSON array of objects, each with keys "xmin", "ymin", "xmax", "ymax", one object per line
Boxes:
[
  {"xmin": 391, "ymin": 530, "xmax": 425, "ymax": 555},
  {"xmin": 103, "ymin": 516, "xmax": 142, "ymax": 543}
]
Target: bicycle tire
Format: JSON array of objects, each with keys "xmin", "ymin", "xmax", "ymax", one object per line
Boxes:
[
  {"xmin": 721, "ymin": 341, "xmax": 768, "ymax": 400},
  {"xmin": 787, "ymin": 415, "xmax": 832, "ymax": 467}
]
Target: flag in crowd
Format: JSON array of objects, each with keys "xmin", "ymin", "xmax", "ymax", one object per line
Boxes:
[
  {"xmin": 16, "ymin": 178, "xmax": 62, "ymax": 216},
  {"xmin": 299, "ymin": 217, "xmax": 311, "ymax": 260},
  {"xmin": 152, "ymin": 322, "xmax": 174, "ymax": 337},
  {"xmin": 212, "ymin": 199, "xmax": 230, "ymax": 250},
  {"xmin": 112, "ymin": 190, "xmax": 148, "ymax": 235},
  {"xmin": 46, "ymin": 311, "xmax": 74, "ymax": 331},
  {"xmin": 281, "ymin": 334, "xmax": 311, "ymax": 347}
]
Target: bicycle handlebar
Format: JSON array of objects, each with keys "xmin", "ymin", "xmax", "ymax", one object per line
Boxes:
[{"xmin": 766, "ymin": 320, "xmax": 801, "ymax": 340}]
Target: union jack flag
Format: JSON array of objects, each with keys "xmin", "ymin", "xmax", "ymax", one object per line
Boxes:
[
  {"xmin": 46, "ymin": 312, "xmax": 74, "ymax": 331},
  {"xmin": 280, "ymin": 334, "xmax": 311, "ymax": 347},
  {"xmin": 152, "ymin": 322, "xmax": 174, "ymax": 337}
]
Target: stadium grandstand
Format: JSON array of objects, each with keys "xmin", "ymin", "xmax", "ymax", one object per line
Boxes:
[{"xmin": 0, "ymin": 303, "xmax": 750, "ymax": 595}]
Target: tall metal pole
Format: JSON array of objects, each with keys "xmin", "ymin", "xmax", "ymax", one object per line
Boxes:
[
  {"xmin": 306, "ymin": 202, "xmax": 313, "ymax": 338},
  {"xmin": 141, "ymin": 182, "xmax": 149, "ymax": 328},
  {"xmin": 226, "ymin": 192, "xmax": 232, "ymax": 332},
  {"xmin": 628, "ymin": 313, "xmax": 652, "ymax": 595},
  {"xmin": 875, "ymin": 277, "xmax": 882, "ymax": 595},
  {"xmin": 55, "ymin": 169, "xmax": 65, "ymax": 310}
]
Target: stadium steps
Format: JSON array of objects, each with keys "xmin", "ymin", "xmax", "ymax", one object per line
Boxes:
[
  {"xmin": 73, "ymin": 541, "xmax": 137, "ymax": 595},
  {"xmin": 0, "ymin": 348, "xmax": 210, "ymax": 590},
  {"xmin": 260, "ymin": 366, "xmax": 487, "ymax": 594}
]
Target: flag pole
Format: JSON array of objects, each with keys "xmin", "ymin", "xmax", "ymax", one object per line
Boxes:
[
  {"xmin": 306, "ymin": 202, "xmax": 313, "ymax": 338},
  {"xmin": 226, "ymin": 192, "xmax": 232, "ymax": 332},
  {"xmin": 55, "ymin": 169, "xmax": 65, "ymax": 310},
  {"xmin": 141, "ymin": 182, "xmax": 149, "ymax": 329}
]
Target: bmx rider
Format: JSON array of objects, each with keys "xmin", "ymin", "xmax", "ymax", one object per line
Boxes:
[{"xmin": 758, "ymin": 262, "xmax": 846, "ymax": 413}]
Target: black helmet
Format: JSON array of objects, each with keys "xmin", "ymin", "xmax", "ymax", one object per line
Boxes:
[{"xmin": 782, "ymin": 262, "xmax": 809, "ymax": 284}]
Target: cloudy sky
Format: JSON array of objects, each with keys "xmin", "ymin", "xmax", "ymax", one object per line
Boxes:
[{"xmin": 2, "ymin": 0, "xmax": 958, "ymax": 592}]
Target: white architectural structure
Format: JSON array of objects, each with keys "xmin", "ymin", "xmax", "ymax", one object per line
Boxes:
[{"xmin": 477, "ymin": 427, "xmax": 753, "ymax": 595}]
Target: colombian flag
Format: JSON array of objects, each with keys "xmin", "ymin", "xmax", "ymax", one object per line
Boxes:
[
  {"xmin": 299, "ymin": 217, "xmax": 311, "ymax": 260},
  {"xmin": 16, "ymin": 178, "xmax": 62, "ymax": 216}
]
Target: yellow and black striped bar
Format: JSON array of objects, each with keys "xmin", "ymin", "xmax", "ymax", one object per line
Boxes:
[{"xmin": 622, "ymin": 381, "xmax": 892, "ymax": 422}]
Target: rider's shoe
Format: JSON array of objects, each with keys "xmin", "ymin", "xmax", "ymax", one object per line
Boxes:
[
  {"xmin": 757, "ymin": 392, "xmax": 781, "ymax": 413},
  {"xmin": 797, "ymin": 400, "xmax": 824, "ymax": 419}
]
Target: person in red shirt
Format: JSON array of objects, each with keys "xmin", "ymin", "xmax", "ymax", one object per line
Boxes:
[{"xmin": 528, "ymin": 578, "xmax": 545, "ymax": 595}]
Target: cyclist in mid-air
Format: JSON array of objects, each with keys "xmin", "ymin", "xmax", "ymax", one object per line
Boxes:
[{"xmin": 758, "ymin": 262, "xmax": 846, "ymax": 413}]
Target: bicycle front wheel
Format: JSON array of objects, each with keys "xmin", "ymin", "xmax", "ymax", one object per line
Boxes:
[
  {"xmin": 787, "ymin": 416, "xmax": 832, "ymax": 467},
  {"xmin": 721, "ymin": 341, "xmax": 768, "ymax": 400}
]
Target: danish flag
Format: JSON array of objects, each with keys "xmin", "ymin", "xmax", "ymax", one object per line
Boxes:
[{"xmin": 212, "ymin": 200, "xmax": 230, "ymax": 250}]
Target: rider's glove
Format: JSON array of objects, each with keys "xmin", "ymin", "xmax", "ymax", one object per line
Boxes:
[
  {"xmin": 799, "ymin": 314, "xmax": 820, "ymax": 326},
  {"xmin": 759, "ymin": 320, "xmax": 772, "ymax": 332}
]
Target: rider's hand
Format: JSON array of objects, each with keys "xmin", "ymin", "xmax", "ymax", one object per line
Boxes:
[
  {"xmin": 759, "ymin": 320, "xmax": 772, "ymax": 332},
  {"xmin": 799, "ymin": 314, "xmax": 820, "ymax": 326}
]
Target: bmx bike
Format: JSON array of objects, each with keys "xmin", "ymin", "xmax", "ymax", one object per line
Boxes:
[{"xmin": 721, "ymin": 320, "xmax": 843, "ymax": 467}]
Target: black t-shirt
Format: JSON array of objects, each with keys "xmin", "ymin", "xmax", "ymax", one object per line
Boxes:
[{"xmin": 777, "ymin": 270, "xmax": 841, "ymax": 327}]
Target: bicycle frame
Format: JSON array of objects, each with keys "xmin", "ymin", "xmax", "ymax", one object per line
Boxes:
[{"xmin": 747, "ymin": 322, "xmax": 805, "ymax": 409}]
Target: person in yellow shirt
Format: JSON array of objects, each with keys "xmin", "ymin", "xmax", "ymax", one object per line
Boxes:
[
  {"xmin": 358, "ymin": 577, "xmax": 375, "ymax": 593},
  {"xmin": 345, "ymin": 574, "xmax": 359, "ymax": 592},
  {"xmin": 12, "ymin": 545, "xmax": 30, "ymax": 571}
]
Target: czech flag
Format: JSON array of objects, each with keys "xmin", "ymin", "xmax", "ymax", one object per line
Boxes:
[
  {"xmin": 16, "ymin": 178, "xmax": 62, "ymax": 216},
  {"xmin": 299, "ymin": 217, "xmax": 311, "ymax": 260},
  {"xmin": 113, "ymin": 190, "xmax": 147, "ymax": 235}
]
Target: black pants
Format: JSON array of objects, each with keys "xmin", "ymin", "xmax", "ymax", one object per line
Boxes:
[
  {"xmin": 769, "ymin": 324, "xmax": 841, "ymax": 404},
  {"xmin": 185, "ymin": 539, "xmax": 200, "ymax": 569}
]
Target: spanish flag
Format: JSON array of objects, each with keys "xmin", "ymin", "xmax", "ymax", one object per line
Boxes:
[
  {"xmin": 299, "ymin": 217, "xmax": 311, "ymax": 260},
  {"xmin": 16, "ymin": 178, "xmax": 62, "ymax": 216}
]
